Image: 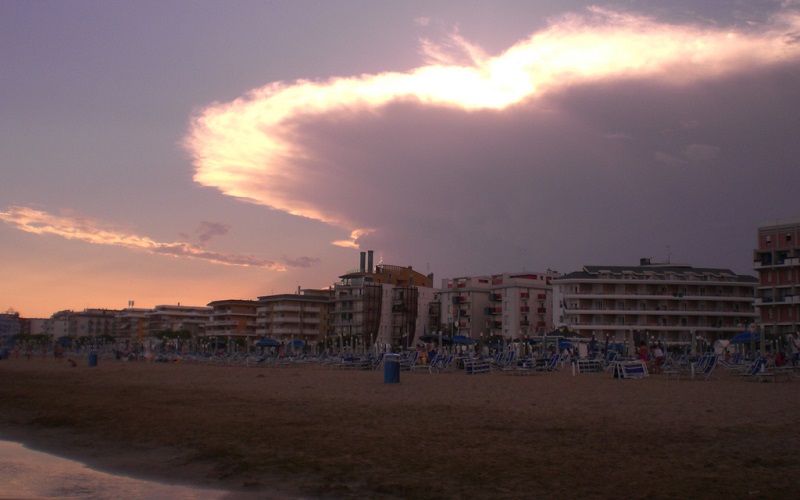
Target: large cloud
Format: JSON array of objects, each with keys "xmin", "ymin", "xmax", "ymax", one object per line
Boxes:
[{"xmin": 184, "ymin": 7, "xmax": 800, "ymax": 275}]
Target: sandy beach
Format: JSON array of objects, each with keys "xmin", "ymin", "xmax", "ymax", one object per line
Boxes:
[{"xmin": 1, "ymin": 356, "xmax": 798, "ymax": 499}]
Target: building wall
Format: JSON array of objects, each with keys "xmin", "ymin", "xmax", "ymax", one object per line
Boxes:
[
  {"xmin": 440, "ymin": 272, "xmax": 556, "ymax": 339},
  {"xmin": 552, "ymin": 261, "xmax": 758, "ymax": 344},
  {"xmin": 255, "ymin": 292, "xmax": 330, "ymax": 347},
  {"xmin": 206, "ymin": 300, "xmax": 259, "ymax": 340},
  {"xmin": 754, "ymin": 219, "xmax": 800, "ymax": 335}
]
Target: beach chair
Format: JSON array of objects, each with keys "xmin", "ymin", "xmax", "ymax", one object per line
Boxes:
[
  {"xmin": 463, "ymin": 357, "xmax": 492, "ymax": 375},
  {"xmin": 577, "ymin": 358, "xmax": 604, "ymax": 373},
  {"xmin": 534, "ymin": 354, "xmax": 560, "ymax": 372},
  {"xmin": 745, "ymin": 358, "xmax": 793, "ymax": 382},
  {"xmin": 493, "ymin": 351, "xmax": 517, "ymax": 371},
  {"xmin": 665, "ymin": 354, "xmax": 707, "ymax": 380},
  {"xmin": 612, "ymin": 360, "xmax": 649, "ymax": 379},
  {"xmin": 400, "ymin": 351, "xmax": 420, "ymax": 371},
  {"xmin": 603, "ymin": 351, "xmax": 619, "ymax": 371},
  {"xmin": 693, "ymin": 354, "xmax": 719, "ymax": 380},
  {"xmin": 411, "ymin": 353, "xmax": 439, "ymax": 373},
  {"xmin": 431, "ymin": 354, "xmax": 456, "ymax": 373},
  {"xmin": 738, "ymin": 357, "xmax": 767, "ymax": 381}
]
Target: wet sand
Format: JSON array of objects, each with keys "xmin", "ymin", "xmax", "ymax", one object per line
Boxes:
[{"xmin": 1, "ymin": 357, "xmax": 798, "ymax": 498}]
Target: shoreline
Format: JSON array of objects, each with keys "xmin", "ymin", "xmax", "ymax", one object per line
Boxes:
[{"xmin": 1, "ymin": 357, "xmax": 798, "ymax": 498}]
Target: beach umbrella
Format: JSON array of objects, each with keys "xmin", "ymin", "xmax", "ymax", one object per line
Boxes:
[
  {"xmin": 451, "ymin": 335, "xmax": 475, "ymax": 345},
  {"xmin": 420, "ymin": 334, "xmax": 452, "ymax": 345},
  {"xmin": 730, "ymin": 332, "xmax": 760, "ymax": 345},
  {"xmin": 256, "ymin": 338, "xmax": 281, "ymax": 347}
]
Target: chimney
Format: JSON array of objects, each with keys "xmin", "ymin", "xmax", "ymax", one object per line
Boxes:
[
  {"xmin": 360, "ymin": 252, "xmax": 366, "ymax": 272},
  {"xmin": 368, "ymin": 250, "xmax": 374, "ymax": 274}
]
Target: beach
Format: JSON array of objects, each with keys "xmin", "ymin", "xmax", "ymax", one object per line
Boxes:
[{"xmin": 1, "ymin": 356, "xmax": 798, "ymax": 499}]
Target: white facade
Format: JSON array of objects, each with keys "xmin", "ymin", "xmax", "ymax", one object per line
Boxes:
[{"xmin": 552, "ymin": 260, "xmax": 758, "ymax": 344}]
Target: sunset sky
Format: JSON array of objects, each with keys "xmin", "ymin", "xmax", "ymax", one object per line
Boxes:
[{"xmin": 3, "ymin": 1, "xmax": 800, "ymax": 318}]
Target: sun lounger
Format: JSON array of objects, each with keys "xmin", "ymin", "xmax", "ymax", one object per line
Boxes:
[
  {"xmin": 463, "ymin": 357, "xmax": 492, "ymax": 375},
  {"xmin": 534, "ymin": 354, "xmax": 560, "ymax": 372},
  {"xmin": 612, "ymin": 360, "xmax": 649, "ymax": 379},
  {"xmin": 430, "ymin": 354, "xmax": 456, "ymax": 373},
  {"xmin": 577, "ymin": 359, "xmax": 604, "ymax": 373},
  {"xmin": 665, "ymin": 354, "xmax": 718, "ymax": 380},
  {"xmin": 493, "ymin": 351, "xmax": 517, "ymax": 370},
  {"xmin": 399, "ymin": 351, "xmax": 420, "ymax": 371}
]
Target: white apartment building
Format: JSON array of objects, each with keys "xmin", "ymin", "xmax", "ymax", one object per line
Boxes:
[{"xmin": 552, "ymin": 259, "xmax": 758, "ymax": 345}]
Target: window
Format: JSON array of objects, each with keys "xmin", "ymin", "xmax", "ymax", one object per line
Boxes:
[{"xmin": 787, "ymin": 233, "xmax": 792, "ymax": 243}]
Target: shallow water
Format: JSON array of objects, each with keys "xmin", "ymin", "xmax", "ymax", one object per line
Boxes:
[{"xmin": 0, "ymin": 440, "xmax": 228, "ymax": 499}]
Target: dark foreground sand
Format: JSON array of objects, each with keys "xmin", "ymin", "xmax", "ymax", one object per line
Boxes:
[{"xmin": 1, "ymin": 357, "xmax": 798, "ymax": 499}]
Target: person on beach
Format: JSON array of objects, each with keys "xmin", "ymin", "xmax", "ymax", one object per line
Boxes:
[
  {"xmin": 791, "ymin": 332, "xmax": 800, "ymax": 367},
  {"xmin": 637, "ymin": 341, "xmax": 648, "ymax": 362},
  {"xmin": 652, "ymin": 344, "xmax": 664, "ymax": 374}
]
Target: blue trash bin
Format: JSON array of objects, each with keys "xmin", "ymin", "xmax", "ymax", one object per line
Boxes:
[
  {"xmin": 88, "ymin": 352, "xmax": 98, "ymax": 367},
  {"xmin": 383, "ymin": 353, "xmax": 400, "ymax": 383}
]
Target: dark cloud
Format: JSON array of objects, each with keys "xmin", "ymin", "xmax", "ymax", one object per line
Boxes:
[{"xmin": 293, "ymin": 61, "xmax": 800, "ymax": 278}]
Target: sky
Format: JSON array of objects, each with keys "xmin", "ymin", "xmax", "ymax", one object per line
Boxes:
[{"xmin": 2, "ymin": 1, "xmax": 800, "ymax": 318}]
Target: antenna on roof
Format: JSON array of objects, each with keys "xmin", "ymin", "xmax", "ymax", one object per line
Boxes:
[{"xmin": 666, "ymin": 246, "xmax": 671, "ymax": 264}]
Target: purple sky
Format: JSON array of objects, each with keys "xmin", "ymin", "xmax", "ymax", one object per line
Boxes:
[{"xmin": 2, "ymin": 1, "xmax": 800, "ymax": 317}]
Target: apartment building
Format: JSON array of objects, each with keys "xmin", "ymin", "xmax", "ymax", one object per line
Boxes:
[
  {"xmin": 551, "ymin": 259, "xmax": 758, "ymax": 345},
  {"xmin": 440, "ymin": 271, "xmax": 557, "ymax": 340},
  {"xmin": 114, "ymin": 308, "xmax": 150, "ymax": 343},
  {"xmin": 255, "ymin": 290, "xmax": 332, "ymax": 348},
  {"xmin": 753, "ymin": 219, "xmax": 800, "ymax": 336},
  {"xmin": 145, "ymin": 304, "xmax": 211, "ymax": 337},
  {"xmin": 70, "ymin": 308, "xmax": 119, "ymax": 340},
  {"xmin": 205, "ymin": 299, "xmax": 259, "ymax": 344},
  {"xmin": 332, "ymin": 251, "xmax": 435, "ymax": 349},
  {"xmin": 486, "ymin": 272, "xmax": 556, "ymax": 338}
]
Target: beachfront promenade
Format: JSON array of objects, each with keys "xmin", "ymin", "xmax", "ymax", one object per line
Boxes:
[{"xmin": 1, "ymin": 353, "xmax": 798, "ymax": 498}]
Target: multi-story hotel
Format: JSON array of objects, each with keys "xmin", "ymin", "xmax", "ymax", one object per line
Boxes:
[
  {"xmin": 332, "ymin": 251, "xmax": 435, "ymax": 349},
  {"xmin": 255, "ymin": 289, "xmax": 332, "ymax": 348},
  {"xmin": 753, "ymin": 219, "xmax": 800, "ymax": 336},
  {"xmin": 205, "ymin": 299, "xmax": 259, "ymax": 343},
  {"xmin": 145, "ymin": 304, "xmax": 211, "ymax": 337},
  {"xmin": 440, "ymin": 271, "xmax": 557, "ymax": 340},
  {"xmin": 114, "ymin": 307, "xmax": 150, "ymax": 344},
  {"xmin": 70, "ymin": 308, "xmax": 119, "ymax": 340},
  {"xmin": 551, "ymin": 259, "xmax": 758, "ymax": 345}
]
